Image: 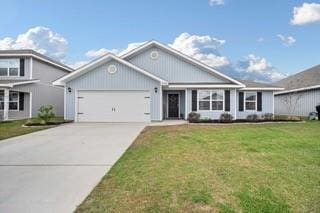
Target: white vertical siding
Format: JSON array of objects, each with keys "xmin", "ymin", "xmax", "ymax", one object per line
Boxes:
[
  {"xmin": 274, "ymin": 89, "xmax": 320, "ymax": 116},
  {"xmin": 65, "ymin": 60, "xmax": 161, "ymax": 121}
]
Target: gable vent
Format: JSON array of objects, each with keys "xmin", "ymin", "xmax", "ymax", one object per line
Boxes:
[
  {"xmin": 108, "ymin": 65, "xmax": 117, "ymax": 74},
  {"xmin": 150, "ymin": 51, "xmax": 159, "ymax": 60}
]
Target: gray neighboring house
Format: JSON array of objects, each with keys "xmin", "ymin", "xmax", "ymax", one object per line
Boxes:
[
  {"xmin": 0, "ymin": 50, "xmax": 73, "ymax": 121},
  {"xmin": 54, "ymin": 40, "xmax": 283, "ymax": 122},
  {"xmin": 274, "ymin": 64, "xmax": 320, "ymax": 116}
]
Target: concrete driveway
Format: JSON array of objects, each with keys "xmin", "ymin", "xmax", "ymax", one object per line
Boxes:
[{"xmin": 0, "ymin": 123, "xmax": 146, "ymax": 213}]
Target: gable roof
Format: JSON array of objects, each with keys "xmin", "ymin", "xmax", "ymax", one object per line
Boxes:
[
  {"xmin": 120, "ymin": 40, "xmax": 244, "ymax": 86},
  {"xmin": 237, "ymin": 79, "xmax": 283, "ymax": 91},
  {"xmin": 275, "ymin": 64, "xmax": 320, "ymax": 90},
  {"xmin": 53, "ymin": 53, "xmax": 168, "ymax": 86},
  {"xmin": 0, "ymin": 49, "xmax": 73, "ymax": 72}
]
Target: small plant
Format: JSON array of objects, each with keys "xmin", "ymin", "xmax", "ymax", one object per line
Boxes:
[
  {"xmin": 220, "ymin": 113, "xmax": 233, "ymax": 123},
  {"xmin": 38, "ymin": 105, "xmax": 55, "ymax": 124},
  {"xmin": 262, "ymin": 113, "xmax": 273, "ymax": 121},
  {"xmin": 25, "ymin": 119, "xmax": 33, "ymax": 125},
  {"xmin": 247, "ymin": 114, "xmax": 259, "ymax": 121},
  {"xmin": 188, "ymin": 112, "xmax": 200, "ymax": 123}
]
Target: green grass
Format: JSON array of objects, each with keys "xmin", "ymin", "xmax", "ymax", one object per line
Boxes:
[
  {"xmin": 76, "ymin": 122, "xmax": 320, "ymax": 213},
  {"xmin": 0, "ymin": 117, "xmax": 64, "ymax": 140}
]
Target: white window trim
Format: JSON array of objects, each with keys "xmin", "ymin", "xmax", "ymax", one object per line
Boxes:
[
  {"xmin": 0, "ymin": 91, "xmax": 19, "ymax": 111},
  {"xmin": 0, "ymin": 59, "xmax": 20, "ymax": 77},
  {"xmin": 244, "ymin": 91, "xmax": 257, "ymax": 111},
  {"xmin": 197, "ymin": 89, "xmax": 224, "ymax": 112}
]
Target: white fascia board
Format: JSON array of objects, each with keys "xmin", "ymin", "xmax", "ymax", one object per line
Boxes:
[
  {"xmin": 0, "ymin": 80, "xmax": 40, "ymax": 88},
  {"xmin": 121, "ymin": 40, "xmax": 245, "ymax": 86},
  {"xmin": 168, "ymin": 84, "xmax": 244, "ymax": 88},
  {"xmin": 239, "ymin": 87, "xmax": 284, "ymax": 91},
  {"xmin": 53, "ymin": 54, "xmax": 168, "ymax": 86},
  {"xmin": 0, "ymin": 53, "xmax": 73, "ymax": 72},
  {"xmin": 274, "ymin": 85, "xmax": 320, "ymax": 95}
]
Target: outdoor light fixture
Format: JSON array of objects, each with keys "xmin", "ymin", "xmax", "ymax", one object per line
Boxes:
[
  {"xmin": 68, "ymin": 87, "xmax": 72, "ymax": 93},
  {"xmin": 154, "ymin": 87, "xmax": 158, "ymax": 93}
]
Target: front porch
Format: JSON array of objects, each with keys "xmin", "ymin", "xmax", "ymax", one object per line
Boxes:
[
  {"xmin": 0, "ymin": 88, "xmax": 31, "ymax": 121},
  {"xmin": 162, "ymin": 90, "xmax": 186, "ymax": 120}
]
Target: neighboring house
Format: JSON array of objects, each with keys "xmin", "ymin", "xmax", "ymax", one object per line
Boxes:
[
  {"xmin": 0, "ymin": 50, "xmax": 73, "ymax": 121},
  {"xmin": 53, "ymin": 41, "xmax": 282, "ymax": 122},
  {"xmin": 274, "ymin": 64, "xmax": 320, "ymax": 116}
]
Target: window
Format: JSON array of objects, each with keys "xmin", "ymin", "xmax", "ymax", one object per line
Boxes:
[
  {"xmin": 0, "ymin": 91, "xmax": 19, "ymax": 111},
  {"xmin": 0, "ymin": 59, "xmax": 20, "ymax": 77},
  {"xmin": 198, "ymin": 90, "xmax": 224, "ymax": 111},
  {"xmin": 245, "ymin": 92, "xmax": 256, "ymax": 110}
]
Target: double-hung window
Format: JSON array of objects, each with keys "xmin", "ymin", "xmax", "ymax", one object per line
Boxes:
[
  {"xmin": 0, "ymin": 91, "xmax": 19, "ymax": 111},
  {"xmin": 245, "ymin": 92, "xmax": 256, "ymax": 110},
  {"xmin": 0, "ymin": 59, "xmax": 20, "ymax": 77},
  {"xmin": 198, "ymin": 90, "xmax": 224, "ymax": 111}
]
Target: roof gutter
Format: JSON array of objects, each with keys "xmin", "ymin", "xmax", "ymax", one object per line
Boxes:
[{"xmin": 274, "ymin": 85, "xmax": 320, "ymax": 95}]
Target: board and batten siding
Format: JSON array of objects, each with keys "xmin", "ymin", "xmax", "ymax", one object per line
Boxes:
[
  {"xmin": 185, "ymin": 89, "xmax": 237, "ymax": 119},
  {"xmin": 65, "ymin": 60, "xmax": 161, "ymax": 121},
  {"xmin": 274, "ymin": 89, "xmax": 320, "ymax": 116},
  {"xmin": 236, "ymin": 91, "xmax": 274, "ymax": 119},
  {"xmin": 127, "ymin": 47, "xmax": 229, "ymax": 83}
]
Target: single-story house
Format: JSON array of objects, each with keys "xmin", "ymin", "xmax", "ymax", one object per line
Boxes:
[
  {"xmin": 53, "ymin": 40, "xmax": 283, "ymax": 122},
  {"xmin": 274, "ymin": 64, "xmax": 320, "ymax": 116},
  {"xmin": 0, "ymin": 50, "xmax": 73, "ymax": 120}
]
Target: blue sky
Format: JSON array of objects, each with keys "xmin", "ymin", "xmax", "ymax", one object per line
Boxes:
[{"xmin": 1, "ymin": 0, "xmax": 320, "ymax": 82}]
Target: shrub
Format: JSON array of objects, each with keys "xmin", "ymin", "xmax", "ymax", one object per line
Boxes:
[
  {"xmin": 220, "ymin": 113, "xmax": 233, "ymax": 123},
  {"xmin": 188, "ymin": 112, "xmax": 200, "ymax": 123},
  {"xmin": 247, "ymin": 114, "xmax": 259, "ymax": 121},
  {"xmin": 262, "ymin": 113, "xmax": 273, "ymax": 121},
  {"xmin": 38, "ymin": 105, "xmax": 55, "ymax": 124}
]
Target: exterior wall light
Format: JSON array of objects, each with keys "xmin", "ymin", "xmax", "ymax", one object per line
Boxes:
[
  {"xmin": 154, "ymin": 87, "xmax": 158, "ymax": 93},
  {"xmin": 68, "ymin": 87, "xmax": 72, "ymax": 93}
]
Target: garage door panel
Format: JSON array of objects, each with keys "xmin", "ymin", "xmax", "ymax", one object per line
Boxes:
[{"xmin": 77, "ymin": 90, "xmax": 150, "ymax": 122}]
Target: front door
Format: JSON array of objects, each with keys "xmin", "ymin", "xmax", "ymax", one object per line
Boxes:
[{"xmin": 168, "ymin": 94, "xmax": 179, "ymax": 118}]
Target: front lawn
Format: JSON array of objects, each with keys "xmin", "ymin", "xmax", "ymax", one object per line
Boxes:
[
  {"xmin": 76, "ymin": 122, "xmax": 320, "ymax": 212},
  {"xmin": 0, "ymin": 117, "xmax": 65, "ymax": 140}
]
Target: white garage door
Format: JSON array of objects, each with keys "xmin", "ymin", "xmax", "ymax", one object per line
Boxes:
[{"xmin": 77, "ymin": 90, "xmax": 151, "ymax": 122}]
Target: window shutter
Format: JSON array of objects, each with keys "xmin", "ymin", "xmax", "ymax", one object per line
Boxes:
[
  {"xmin": 257, "ymin": 92, "xmax": 262, "ymax": 111},
  {"xmin": 239, "ymin": 92, "xmax": 244, "ymax": 111},
  {"xmin": 225, "ymin": 90, "xmax": 230, "ymax": 112},
  {"xmin": 192, "ymin": 90, "xmax": 197, "ymax": 111},
  {"xmin": 20, "ymin": 58, "xmax": 25, "ymax": 76},
  {"xmin": 19, "ymin": 92, "xmax": 24, "ymax": 111}
]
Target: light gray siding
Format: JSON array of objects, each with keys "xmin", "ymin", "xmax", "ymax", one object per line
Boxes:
[
  {"xmin": 0, "ymin": 56, "xmax": 31, "ymax": 80},
  {"xmin": 12, "ymin": 83, "xmax": 64, "ymax": 117},
  {"xmin": 185, "ymin": 89, "xmax": 237, "ymax": 119},
  {"xmin": 32, "ymin": 58, "xmax": 69, "ymax": 83},
  {"xmin": 127, "ymin": 47, "xmax": 229, "ymax": 83},
  {"xmin": 275, "ymin": 89, "xmax": 320, "ymax": 116},
  {"xmin": 236, "ymin": 91, "xmax": 274, "ymax": 119},
  {"xmin": 65, "ymin": 59, "xmax": 161, "ymax": 121}
]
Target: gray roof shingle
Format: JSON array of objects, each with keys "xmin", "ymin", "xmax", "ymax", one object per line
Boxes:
[{"xmin": 275, "ymin": 64, "xmax": 320, "ymax": 90}]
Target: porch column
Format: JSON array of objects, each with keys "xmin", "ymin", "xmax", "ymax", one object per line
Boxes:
[{"xmin": 3, "ymin": 88, "xmax": 9, "ymax": 120}]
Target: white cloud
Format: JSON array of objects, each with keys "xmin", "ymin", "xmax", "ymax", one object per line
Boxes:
[
  {"xmin": 290, "ymin": 3, "xmax": 320, "ymax": 25},
  {"xmin": 257, "ymin": 37, "xmax": 264, "ymax": 42},
  {"xmin": 67, "ymin": 60, "xmax": 89, "ymax": 69},
  {"xmin": 169, "ymin": 32, "xmax": 230, "ymax": 67},
  {"xmin": 277, "ymin": 34, "xmax": 296, "ymax": 46},
  {"xmin": 209, "ymin": 0, "xmax": 225, "ymax": 6},
  {"xmin": 237, "ymin": 54, "xmax": 286, "ymax": 82},
  {"xmin": 0, "ymin": 26, "xmax": 67, "ymax": 62},
  {"xmin": 85, "ymin": 48, "xmax": 120, "ymax": 58}
]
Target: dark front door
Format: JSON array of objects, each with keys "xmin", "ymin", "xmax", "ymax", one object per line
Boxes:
[{"xmin": 168, "ymin": 94, "xmax": 179, "ymax": 118}]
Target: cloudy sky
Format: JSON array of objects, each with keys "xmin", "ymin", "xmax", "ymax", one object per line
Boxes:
[{"xmin": 0, "ymin": 0, "xmax": 319, "ymax": 82}]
